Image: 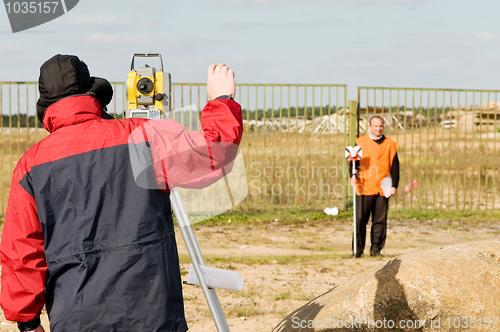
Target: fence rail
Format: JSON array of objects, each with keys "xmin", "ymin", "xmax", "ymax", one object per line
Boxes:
[
  {"xmin": 358, "ymin": 87, "xmax": 500, "ymax": 211},
  {"xmin": 1, "ymin": 82, "xmax": 498, "ymax": 215},
  {"xmin": 0, "ymin": 82, "xmax": 348, "ymax": 214}
]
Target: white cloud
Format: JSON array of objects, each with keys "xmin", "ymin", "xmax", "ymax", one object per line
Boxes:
[
  {"xmin": 222, "ymin": 17, "xmax": 348, "ymax": 29},
  {"xmin": 419, "ymin": 32, "xmax": 500, "ymax": 50},
  {"xmin": 343, "ymin": 0, "xmax": 433, "ymax": 3},
  {"xmin": 57, "ymin": 14, "xmax": 128, "ymax": 28},
  {"xmin": 0, "ymin": 41, "xmax": 25, "ymax": 53},
  {"xmin": 50, "ymin": 13, "xmax": 154, "ymax": 31},
  {"xmin": 476, "ymin": 32, "xmax": 499, "ymax": 41},
  {"xmin": 414, "ymin": 63, "xmax": 433, "ymax": 72},
  {"xmin": 403, "ymin": 15, "xmax": 441, "ymax": 25},
  {"xmin": 84, "ymin": 32, "xmax": 150, "ymax": 43},
  {"xmin": 211, "ymin": 0, "xmax": 433, "ymax": 4}
]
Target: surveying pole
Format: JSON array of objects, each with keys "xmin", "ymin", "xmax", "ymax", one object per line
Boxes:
[{"xmin": 345, "ymin": 146, "xmax": 362, "ymax": 257}]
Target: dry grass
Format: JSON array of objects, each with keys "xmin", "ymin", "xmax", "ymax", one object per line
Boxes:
[
  {"xmin": 1, "ymin": 211, "xmax": 500, "ymax": 331},
  {"xmin": 1, "ymin": 127, "xmax": 500, "ymax": 214}
]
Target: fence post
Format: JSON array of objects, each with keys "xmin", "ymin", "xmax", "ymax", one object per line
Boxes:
[
  {"xmin": 344, "ymin": 100, "xmax": 359, "ymax": 210},
  {"xmin": 348, "ymin": 100, "xmax": 358, "ymax": 146}
]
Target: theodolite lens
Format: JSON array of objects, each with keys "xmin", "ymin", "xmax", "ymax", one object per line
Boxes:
[{"xmin": 137, "ymin": 77, "xmax": 154, "ymax": 95}]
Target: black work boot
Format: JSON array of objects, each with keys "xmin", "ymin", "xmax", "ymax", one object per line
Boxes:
[
  {"xmin": 350, "ymin": 252, "xmax": 363, "ymax": 258},
  {"xmin": 370, "ymin": 250, "xmax": 384, "ymax": 257}
]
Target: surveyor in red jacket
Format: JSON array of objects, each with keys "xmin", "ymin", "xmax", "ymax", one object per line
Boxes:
[{"xmin": 0, "ymin": 54, "xmax": 242, "ymax": 332}]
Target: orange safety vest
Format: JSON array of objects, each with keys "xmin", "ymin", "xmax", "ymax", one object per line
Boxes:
[{"xmin": 354, "ymin": 135, "xmax": 398, "ymax": 196}]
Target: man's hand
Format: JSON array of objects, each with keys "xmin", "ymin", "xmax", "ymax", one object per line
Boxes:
[
  {"xmin": 390, "ymin": 187, "xmax": 397, "ymax": 197},
  {"xmin": 350, "ymin": 176, "xmax": 357, "ymax": 187},
  {"xmin": 207, "ymin": 63, "xmax": 236, "ymax": 100}
]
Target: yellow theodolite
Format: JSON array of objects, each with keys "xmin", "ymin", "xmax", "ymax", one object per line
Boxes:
[{"xmin": 126, "ymin": 53, "xmax": 171, "ymax": 119}]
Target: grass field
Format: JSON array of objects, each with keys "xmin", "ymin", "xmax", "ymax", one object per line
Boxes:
[
  {"xmin": 1, "ymin": 86, "xmax": 499, "ymax": 330},
  {"xmin": 1, "ymin": 124, "xmax": 500, "ymax": 213},
  {"xmin": 0, "ymin": 122, "xmax": 499, "ymax": 330},
  {"xmin": 239, "ymin": 127, "xmax": 500, "ymax": 212},
  {"xmin": 1, "ymin": 210, "xmax": 499, "ymax": 331}
]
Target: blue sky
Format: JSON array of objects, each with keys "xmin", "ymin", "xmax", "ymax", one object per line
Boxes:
[{"xmin": 1, "ymin": 0, "xmax": 499, "ymax": 100}]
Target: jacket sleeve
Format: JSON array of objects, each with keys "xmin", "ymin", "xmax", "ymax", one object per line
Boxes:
[
  {"xmin": 199, "ymin": 99, "xmax": 243, "ymax": 146},
  {"xmin": 0, "ymin": 165, "xmax": 47, "ymax": 323},
  {"xmin": 128, "ymin": 99, "xmax": 243, "ymax": 191},
  {"xmin": 390, "ymin": 152, "xmax": 400, "ymax": 189}
]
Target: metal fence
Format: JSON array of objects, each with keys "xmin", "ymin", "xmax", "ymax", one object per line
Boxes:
[
  {"xmin": 0, "ymin": 82, "xmax": 348, "ymax": 214},
  {"xmin": 237, "ymin": 84, "xmax": 349, "ymax": 212},
  {"xmin": 2, "ymin": 82, "xmax": 499, "ymax": 214},
  {"xmin": 358, "ymin": 87, "xmax": 500, "ymax": 211}
]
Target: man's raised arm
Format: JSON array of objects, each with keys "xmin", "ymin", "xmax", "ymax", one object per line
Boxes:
[{"xmin": 128, "ymin": 63, "xmax": 243, "ymax": 191}]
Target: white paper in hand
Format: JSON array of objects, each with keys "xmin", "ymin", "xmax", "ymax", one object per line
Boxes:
[{"xmin": 380, "ymin": 175, "xmax": 392, "ymax": 198}]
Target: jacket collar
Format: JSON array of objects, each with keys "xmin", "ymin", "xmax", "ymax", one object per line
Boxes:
[
  {"xmin": 43, "ymin": 95, "xmax": 103, "ymax": 133},
  {"xmin": 369, "ymin": 133, "xmax": 383, "ymax": 141}
]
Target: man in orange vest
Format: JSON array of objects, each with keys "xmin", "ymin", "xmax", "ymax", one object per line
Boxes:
[{"xmin": 350, "ymin": 116, "xmax": 399, "ymax": 258}]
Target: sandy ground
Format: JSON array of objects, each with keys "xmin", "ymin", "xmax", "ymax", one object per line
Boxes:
[{"xmin": 0, "ymin": 217, "xmax": 499, "ymax": 332}]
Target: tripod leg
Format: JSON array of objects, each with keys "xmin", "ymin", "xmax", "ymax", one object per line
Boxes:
[{"xmin": 171, "ymin": 188, "xmax": 231, "ymax": 332}]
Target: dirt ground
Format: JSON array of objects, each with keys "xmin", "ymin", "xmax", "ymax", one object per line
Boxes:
[{"xmin": 0, "ymin": 217, "xmax": 499, "ymax": 332}]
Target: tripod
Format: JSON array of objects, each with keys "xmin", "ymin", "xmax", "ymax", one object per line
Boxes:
[{"xmin": 170, "ymin": 188, "xmax": 231, "ymax": 332}]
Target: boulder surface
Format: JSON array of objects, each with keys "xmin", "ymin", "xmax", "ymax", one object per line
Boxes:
[{"xmin": 273, "ymin": 241, "xmax": 500, "ymax": 332}]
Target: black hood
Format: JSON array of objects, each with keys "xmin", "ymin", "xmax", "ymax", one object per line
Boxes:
[{"xmin": 36, "ymin": 54, "xmax": 114, "ymax": 123}]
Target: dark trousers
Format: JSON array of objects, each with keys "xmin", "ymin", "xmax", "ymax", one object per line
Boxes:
[{"xmin": 352, "ymin": 194, "xmax": 388, "ymax": 254}]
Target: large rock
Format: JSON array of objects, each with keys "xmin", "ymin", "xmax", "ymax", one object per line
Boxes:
[{"xmin": 273, "ymin": 241, "xmax": 500, "ymax": 332}]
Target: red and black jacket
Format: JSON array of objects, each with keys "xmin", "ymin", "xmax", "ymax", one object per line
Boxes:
[{"xmin": 0, "ymin": 95, "xmax": 242, "ymax": 331}]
